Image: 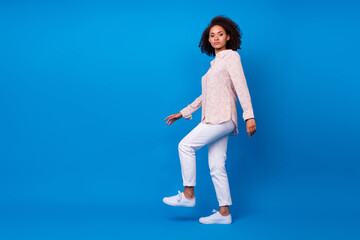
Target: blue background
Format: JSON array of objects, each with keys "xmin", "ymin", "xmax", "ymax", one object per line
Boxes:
[{"xmin": 0, "ymin": 0, "xmax": 359, "ymax": 239}]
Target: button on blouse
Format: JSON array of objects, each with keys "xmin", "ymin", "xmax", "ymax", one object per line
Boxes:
[{"xmin": 180, "ymin": 49, "xmax": 255, "ymax": 136}]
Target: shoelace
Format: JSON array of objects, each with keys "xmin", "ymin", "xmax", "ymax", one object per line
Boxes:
[{"xmin": 177, "ymin": 190, "xmax": 183, "ymax": 202}]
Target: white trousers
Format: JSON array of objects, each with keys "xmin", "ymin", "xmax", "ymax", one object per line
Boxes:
[{"xmin": 178, "ymin": 120, "xmax": 236, "ymax": 206}]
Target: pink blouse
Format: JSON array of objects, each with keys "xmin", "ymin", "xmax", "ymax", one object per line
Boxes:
[{"xmin": 180, "ymin": 49, "xmax": 255, "ymax": 136}]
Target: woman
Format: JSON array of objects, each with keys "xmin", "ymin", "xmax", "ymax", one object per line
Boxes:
[{"xmin": 163, "ymin": 15, "xmax": 257, "ymax": 224}]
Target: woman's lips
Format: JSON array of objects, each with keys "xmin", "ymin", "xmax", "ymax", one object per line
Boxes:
[{"xmin": 215, "ymin": 42, "xmax": 220, "ymax": 45}]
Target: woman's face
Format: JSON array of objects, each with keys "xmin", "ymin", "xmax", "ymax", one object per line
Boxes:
[{"xmin": 208, "ymin": 25, "xmax": 230, "ymax": 51}]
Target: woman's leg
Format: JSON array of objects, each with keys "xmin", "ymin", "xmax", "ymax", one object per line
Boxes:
[
  {"xmin": 178, "ymin": 120, "xmax": 235, "ymax": 199},
  {"xmin": 208, "ymin": 134, "xmax": 232, "ymax": 215},
  {"xmin": 208, "ymin": 120, "xmax": 235, "ymax": 215}
]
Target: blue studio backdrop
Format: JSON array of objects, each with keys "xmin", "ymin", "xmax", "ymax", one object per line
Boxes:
[{"xmin": 0, "ymin": 0, "xmax": 359, "ymax": 239}]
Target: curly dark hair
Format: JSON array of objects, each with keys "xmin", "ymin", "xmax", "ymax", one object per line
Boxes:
[{"xmin": 199, "ymin": 15, "xmax": 243, "ymax": 57}]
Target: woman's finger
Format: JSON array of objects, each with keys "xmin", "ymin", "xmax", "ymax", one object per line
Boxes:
[
  {"xmin": 168, "ymin": 116, "xmax": 175, "ymax": 123},
  {"xmin": 164, "ymin": 115, "xmax": 174, "ymax": 121},
  {"xmin": 248, "ymin": 127, "xmax": 255, "ymax": 137}
]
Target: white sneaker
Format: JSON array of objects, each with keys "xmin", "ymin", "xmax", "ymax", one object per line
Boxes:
[
  {"xmin": 199, "ymin": 209, "xmax": 232, "ymax": 224},
  {"xmin": 163, "ymin": 190, "xmax": 195, "ymax": 207}
]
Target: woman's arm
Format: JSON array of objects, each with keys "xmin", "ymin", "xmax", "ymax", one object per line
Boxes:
[
  {"xmin": 179, "ymin": 94, "xmax": 202, "ymax": 120},
  {"xmin": 226, "ymin": 51, "xmax": 255, "ymax": 121}
]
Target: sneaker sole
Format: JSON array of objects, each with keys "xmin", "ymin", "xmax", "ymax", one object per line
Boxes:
[
  {"xmin": 162, "ymin": 198, "xmax": 195, "ymax": 207},
  {"xmin": 199, "ymin": 217, "xmax": 232, "ymax": 224},
  {"xmin": 199, "ymin": 220, "xmax": 232, "ymax": 224}
]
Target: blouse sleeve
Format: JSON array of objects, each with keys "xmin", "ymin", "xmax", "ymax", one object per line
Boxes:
[
  {"xmin": 226, "ymin": 51, "xmax": 255, "ymax": 121},
  {"xmin": 180, "ymin": 94, "xmax": 202, "ymax": 120}
]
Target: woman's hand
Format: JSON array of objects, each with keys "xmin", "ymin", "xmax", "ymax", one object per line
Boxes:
[
  {"xmin": 246, "ymin": 118, "xmax": 257, "ymax": 137},
  {"xmin": 164, "ymin": 112, "xmax": 183, "ymax": 125}
]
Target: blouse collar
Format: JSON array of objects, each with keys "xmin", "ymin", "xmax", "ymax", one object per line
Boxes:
[{"xmin": 210, "ymin": 49, "xmax": 233, "ymax": 65}]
